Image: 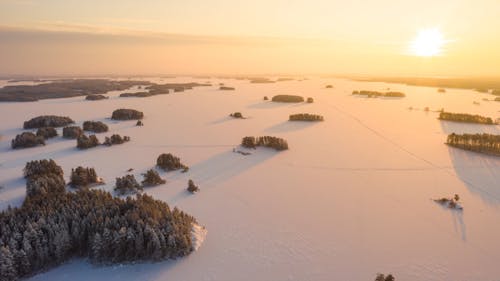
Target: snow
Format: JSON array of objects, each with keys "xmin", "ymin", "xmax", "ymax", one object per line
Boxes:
[
  {"xmin": 0, "ymin": 77, "xmax": 499, "ymax": 280},
  {"xmin": 191, "ymin": 223, "xmax": 208, "ymax": 251}
]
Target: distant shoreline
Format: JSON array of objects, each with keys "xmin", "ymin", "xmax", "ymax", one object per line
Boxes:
[{"xmin": 351, "ymin": 76, "xmax": 500, "ymax": 92}]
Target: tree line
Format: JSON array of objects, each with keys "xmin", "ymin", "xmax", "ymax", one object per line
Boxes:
[
  {"xmin": 446, "ymin": 133, "xmax": 500, "ymax": 156},
  {"xmin": 241, "ymin": 136, "xmax": 289, "ymax": 151},
  {"xmin": 439, "ymin": 111, "xmax": 496, "ymax": 125},
  {"xmin": 289, "ymin": 113, "xmax": 324, "ymax": 121}
]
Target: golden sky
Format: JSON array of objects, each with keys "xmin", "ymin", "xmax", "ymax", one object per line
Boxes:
[{"xmin": 0, "ymin": 0, "xmax": 499, "ymax": 76}]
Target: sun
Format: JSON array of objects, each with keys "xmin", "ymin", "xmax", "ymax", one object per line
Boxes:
[{"xmin": 410, "ymin": 28, "xmax": 445, "ymax": 57}]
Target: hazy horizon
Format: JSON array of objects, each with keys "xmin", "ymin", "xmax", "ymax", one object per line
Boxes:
[{"xmin": 1, "ymin": 0, "xmax": 500, "ymax": 77}]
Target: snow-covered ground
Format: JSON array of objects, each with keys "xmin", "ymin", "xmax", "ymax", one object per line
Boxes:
[{"xmin": 0, "ymin": 77, "xmax": 499, "ymax": 281}]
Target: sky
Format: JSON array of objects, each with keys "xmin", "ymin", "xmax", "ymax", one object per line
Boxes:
[{"xmin": 0, "ymin": 0, "xmax": 499, "ymax": 76}]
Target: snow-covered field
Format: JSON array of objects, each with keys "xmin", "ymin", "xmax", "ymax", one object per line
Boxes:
[{"xmin": 0, "ymin": 77, "xmax": 499, "ymax": 281}]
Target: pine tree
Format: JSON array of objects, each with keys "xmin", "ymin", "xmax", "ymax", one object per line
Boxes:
[{"xmin": 0, "ymin": 246, "xmax": 18, "ymax": 281}]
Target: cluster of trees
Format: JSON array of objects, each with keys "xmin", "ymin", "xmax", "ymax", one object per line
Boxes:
[
  {"xmin": 77, "ymin": 134, "xmax": 100, "ymax": 149},
  {"xmin": 434, "ymin": 194, "xmax": 462, "ymax": 210},
  {"xmin": 141, "ymin": 169, "xmax": 166, "ymax": 187},
  {"xmin": 289, "ymin": 113, "xmax": 324, "ymax": 122},
  {"xmin": 120, "ymin": 92, "xmax": 158, "ymax": 98},
  {"xmin": 495, "ymin": 97, "xmax": 500, "ymax": 102},
  {"xmin": 307, "ymin": 97, "xmax": 314, "ymax": 103},
  {"xmin": 325, "ymin": 85, "xmax": 333, "ymax": 88},
  {"xmin": 230, "ymin": 112, "xmax": 244, "ymax": 119},
  {"xmin": 187, "ymin": 179, "xmax": 199, "ymax": 193},
  {"xmin": 103, "ymin": 134, "xmax": 130, "ymax": 146},
  {"xmin": 446, "ymin": 133, "xmax": 500, "ymax": 155},
  {"xmin": 241, "ymin": 136, "xmax": 289, "ymax": 151},
  {"xmin": 115, "ymin": 175, "xmax": 143, "ymax": 195},
  {"xmin": 117, "ymin": 170, "xmax": 167, "ymax": 194},
  {"xmin": 85, "ymin": 94, "xmax": 108, "ymax": 101},
  {"xmin": 439, "ymin": 112, "xmax": 496, "ymax": 124},
  {"xmin": 63, "ymin": 126, "xmax": 83, "ymax": 139},
  {"xmin": 36, "ymin": 127, "xmax": 58, "ymax": 139},
  {"xmin": 23, "ymin": 115, "xmax": 74, "ymax": 129},
  {"xmin": 352, "ymin": 90, "xmax": 406, "ymax": 98},
  {"xmin": 69, "ymin": 167, "xmax": 99, "ymax": 188},
  {"xmin": 157, "ymin": 153, "xmax": 188, "ymax": 172},
  {"xmin": 11, "ymin": 132, "xmax": 45, "ymax": 149},
  {"xmin": 111, "ymin": 109, "xmax": 144, "ymax": 120},
  {"xmin": 219, "ymin": 86, "xmax": 235, "ymax": 91},
  {"xmin": 271, "ymin": 95, "xmax": 304, "ymax": 103},
  {"xmin": 83, "ymin": 121, "xmax": 109, "ymax": 133},
  {"xmin": 375, "ymin": 273, "xmax": 395, "ymax": 281},
  {"xmin": 0, "ymin": 159, "xmax": 197, "ymax": 280},
  {"xmin": 493, "ymin": 89, "xmax": 500, "ymax": 96}
]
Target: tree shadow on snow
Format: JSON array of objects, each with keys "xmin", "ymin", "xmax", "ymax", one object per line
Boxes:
[
  {"xmin": 439, "ymin": 121, "xmax": 500, "ymax": 205},
  {"xmin": 169, "ymin": 149, "xmax": 278, "ymax": 188},
  {"xmin": 246, "ymin": 101, "xmax": 291, "ymax": 109},
  {"xmin": 264, "ymin": 121, "xmax": 319, "ymax": 133},
  {"xmin": 439, "ymin": 120, "xmax": 500, "ymax": 135},
  {"xmin": 446, "ymin": 147, "xmax": 500, "ymax": 205}
]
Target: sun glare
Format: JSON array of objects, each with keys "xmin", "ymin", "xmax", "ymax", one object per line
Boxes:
[{"xmin": 410, "ymin": 28, "xmax": 445, "ymax": 57}]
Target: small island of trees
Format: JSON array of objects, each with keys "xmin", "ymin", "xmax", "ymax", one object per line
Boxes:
[
  {"xmin": 103, "ymin": 134, "xmax": 130, "ymax": 146},
  {"xmin": 141, "ymin": 169, "xmax": 166, "ymax": 187},
  {"xmin": 36, "ymin": 127, "xmax": 58, "ymax": 139},
  {"xmin": 187, "ymin": 179, "xmax": 199, "ymax": 193},
  {"xmin": 77, "ymin": 134, "xmax": 100, "ymax": 149},
  {"xmin": 439, "ymin": 111, "xmax": 496, "ymax": 124},
  {"xmin": 111, "ymin": 109, "xmax": 144, "ymax": 120},
  {"xmin": 230, "ymin": 112, "xmax": 244, "ymax": 119},
  {"xmin": 83, "ymin": 121, "xmax": 109, "ymax": 133},
  {"xmin": 446, "ymin": 133, "xmax": 500, "ymax": 156},
  {"xmin": 23, "ymin": 115, "xmax": 74, "ymax": 129},
  {"xmin": 63, "ymin": 126, "xmax": 84, "ymax": 139},
  {"xmin": 241, "ymin": 136, "xmax": 289, "ymax": 151},
  {"xmin": 69, "ymin": 166, "xmax": 101, "ymax": 188},
  {"xmin": 0, "ymin": 159, "xmax": 198, "ymax": 280},
  {"xmin": 271, "ymin": 95, "xmax": 304, "ymax": 103},
  {"xmin": 11, "ymin": 132, "xmax": 45, "ymax": 149},
  {"xmin": 157, "ymin": 153, "xmax": 189, "ymax": 171},
  {"xmin": 289, "ymin": 113, "xmax": 324, "ymax": 121}
]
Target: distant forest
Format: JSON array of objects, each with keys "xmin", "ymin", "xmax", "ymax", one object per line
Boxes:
[
  {"xmin": 0, "ymin": 79, "xmax": 211, "ymax": 102},
  {"xmin": 356, "ymin": 77, "xmax": 500, "ymax": 93}
]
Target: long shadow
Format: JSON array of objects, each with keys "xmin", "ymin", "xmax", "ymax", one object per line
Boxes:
[
  {"xmin": 246, "ymin": 101, "xmax": 292, "ymax": 109},
  {"xmin": 169, "ymin": 149, "xmax": 278, "ymax": 187},
  {"xmin": 439, "ymin": 120, "xmax": 500, "ymax": 135},
  {"xmin": 447, "ymin": 147, "xmax": 500, "ymax": 205},
  {"xmin": 1, "ymin": 144, "xmax": 104, "ymax": 171},
  {"xmin": 207, "ymin": 116, "xmax": 234, "ymax": 125},
  {"xmin": 439, "ymin": 120, "xmax": 500, "ymax": 205},
  {"xmin": 434, "ymin": 202, "xmax": 467, "ymax": 241},
  {"xmin": 28, "ymin": 256, "xmax": 185, "ymax": 281},
  {"xmin": 264, "ymin": 121, "xmax": 319, "ymax": 133}
]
